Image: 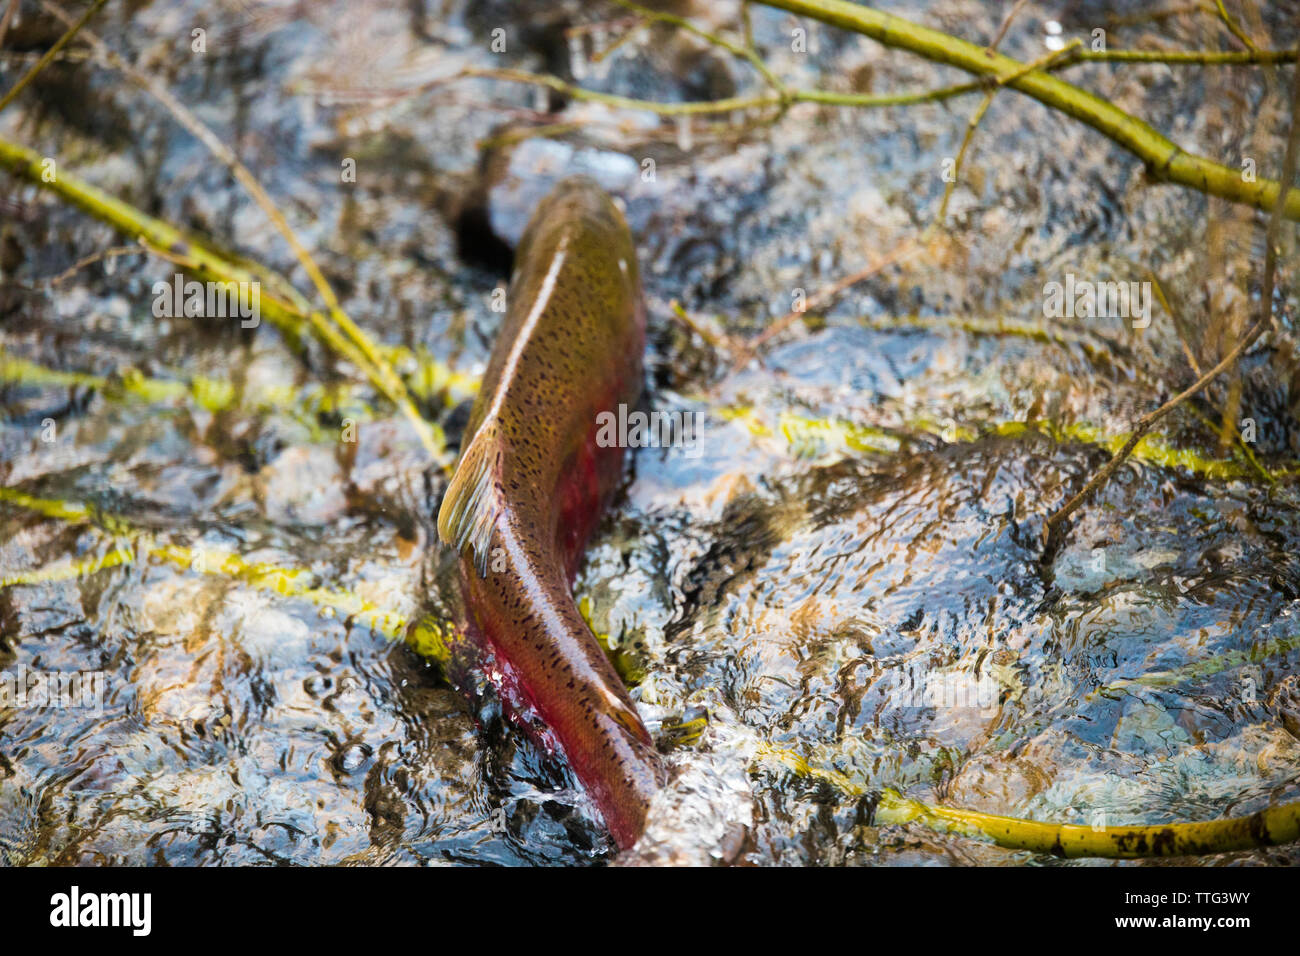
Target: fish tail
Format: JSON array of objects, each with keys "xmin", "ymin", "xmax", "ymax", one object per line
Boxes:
[{"xmin": 437, "ymin": 419, "xmax": 504, "ymax": 578}]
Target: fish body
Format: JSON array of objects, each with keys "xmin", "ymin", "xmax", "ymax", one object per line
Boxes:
[{"xmin": 437, "ymin": 177, "xmax": 662, "ymax": 849}]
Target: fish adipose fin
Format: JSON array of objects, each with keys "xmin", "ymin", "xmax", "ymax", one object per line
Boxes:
[{"xmin": 437, "ymin": 419, "xmax": 504, "ymax": 578}]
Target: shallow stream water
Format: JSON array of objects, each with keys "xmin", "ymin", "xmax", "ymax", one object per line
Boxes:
[{"xmin": 2, "ymin": 0, "xmax": 1300, "ymax": 865}]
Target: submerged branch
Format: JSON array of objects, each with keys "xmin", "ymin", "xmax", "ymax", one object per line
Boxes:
[
  {"xmin": 0, "ymin": 135, "xmax": 449, "ymax": 461},
  {"xmin": 0, "ymin": 487, "xmax": 456, "ymax": 664},
  {"xmin": 1095, "ymin": 633, "xmax": 1300, "ymax": 696},
  {"xmin": 872, "ymin": 787, "xmax": 1300, "ymax": 858},
  {"xmin": 758, "ymin": 744, "xmax": 1300, "ymax": 858},
  {"xmin": 1042, "ymin": 319, "xmax": 1274, "ymax": 543},
  {"xmin": 0, "ymin": 343, "xmax": 476, "ymax": 433}
]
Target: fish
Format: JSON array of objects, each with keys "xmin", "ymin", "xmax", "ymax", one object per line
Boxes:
[{"xmin": 437, "ymin": 176, "xmax": 664, "ymax": 850}]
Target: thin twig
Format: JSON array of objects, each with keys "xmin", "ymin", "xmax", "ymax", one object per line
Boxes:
[
  {"xmin": 741, "ymin": 1, "xmax": 756, "ymax": 51},
  {"xmin": 459, "ymin": 65, "xmax": 780, "ymax": 116},
  {"xmin": 1042, "ymin": 329, "xmax": 1271, "ymax": 544},
  {"xmin": 730, "ymin": 238, "xmax": 921, "ymax": 371},
  {"xmin": 668, "ymin": 299, "xmax": 743, "ymax": 353},
  {"xmin": 448, "ymin": 64, "xmax": 992, "ymax": 123},
  {"xmin": 0, "ymin": 0, "xmax": 20, "ymax": 50},
  {"xmin": 933, "ymin": 40, "xmax": 1083, "ymax": 229},
  {"xmin": 39, "ymin": 243, "xmax": 142, "ymax": 284},
  {"xmin": 0, "ymin": 0, "xmax": 108, "ymax": 115},
  {"xmin": 1097, "ymin": 260, "xmax": 1272, "ymax": 483},
  {"xmin": 583, "ymin": 18, "xmax": 642, "ymax": 65},
  {"xmin": 988, "ymin": 0, "xmax": 1032, "ymax": 52},
  {"xmin": 788, "ymin": 81, "xmax": 985, "ymax": 107},
  {"xmin": 1213, "ymin": 0, "xmax": 1257, "ymax": 52},
  {"xmin": 1142, "ymin": 266, "xmax": 1203, "ymax": 377}
]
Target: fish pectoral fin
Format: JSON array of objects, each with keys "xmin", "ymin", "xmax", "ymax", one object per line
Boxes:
[
  {"xmin": 600, "ymin": 684, "xmax": 655, "ymax": 748},
  {"xmin": 437, "ymin": 419, "xmax": 505, "ymax": 577}
]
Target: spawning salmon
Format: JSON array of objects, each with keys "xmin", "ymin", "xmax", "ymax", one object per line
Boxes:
[{"xmin": 437, "ymin": 176, "xmax": 664, "ymax": 850}]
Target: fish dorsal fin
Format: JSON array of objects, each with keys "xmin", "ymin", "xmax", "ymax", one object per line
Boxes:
[{"xmin": 437, "ymin": 418, "xmax": 504, "ymax": 577}]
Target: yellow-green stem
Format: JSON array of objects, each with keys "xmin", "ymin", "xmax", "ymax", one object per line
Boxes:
[{"xmin": 756, "ymin": 0, "xmax": 1300, "ymax": 219}]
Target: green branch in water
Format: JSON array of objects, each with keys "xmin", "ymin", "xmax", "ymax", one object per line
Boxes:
[
  {"xmin": 755, "ymin": 0, "xmax": 1300, "ymax": 220},
  {"xmin": 715, "ymin": 400, "xmax": 1296, "ymax": 482},
  {"xmin": 36, "ymin": 0, "xmax": 444, "ymax": 466},
  {"xmin": 0, "ymin": 481, "xmax": 651, "ymax": 689},
  {"xmin": 0, "ymin": 346, "xmax": 376, "ymax": 441},
  {"xmin": 0, "ymin": 135, "xmax": 450, "ymax": 459},
  {"xmin": 0, "ymin": 343, "xmax": 478, "ymax": 437},
  {"xmin": 1095, "ymin": 633, "xmax": 1300, "ymax": 696},
  {"xmin": 873, "ymin": 786, "xmax": 1300, "ymax": 858},
  {"xmin": 0, "ymin": 542, "xmax": 134, "ymax": 589},
  {"xmin": 756, "ymin": 743, "xmax": 1300, "ymax": 858},
  {"xmin": 1, "ymin": 348, "xmax": 235, "ymax": 409},
  {"xmin": 0, "ymin": 486, "xmax": 456, "ymax": 665},
  {"xmin": 1211, "ymin": 0, "xmax": 1258, "ymax": 53}
]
